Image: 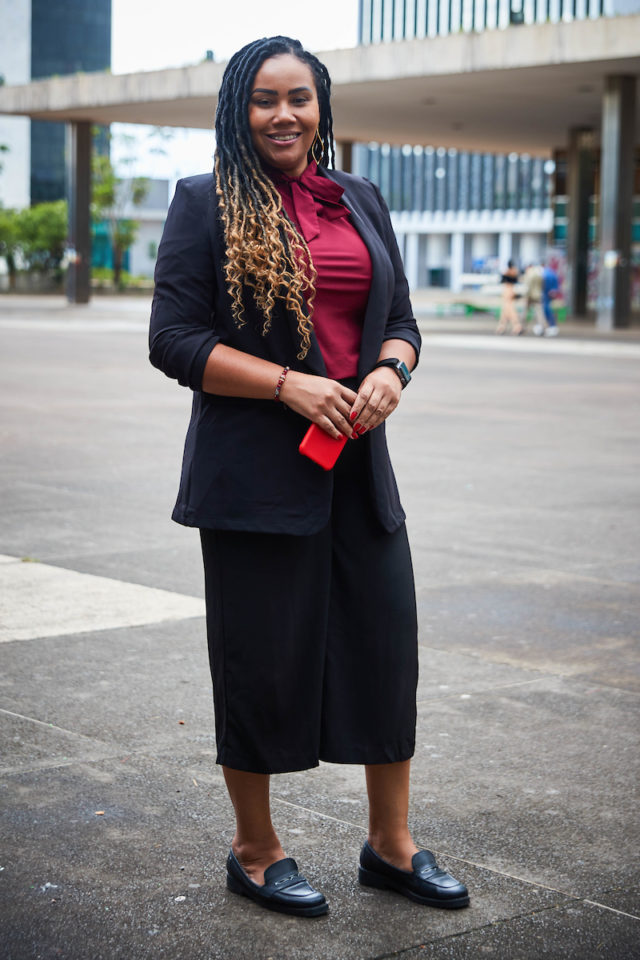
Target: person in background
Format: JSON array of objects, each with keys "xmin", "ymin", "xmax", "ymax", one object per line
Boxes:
[
  {"xmin": 495, "ymin": 259, "xmax": 522, "ymax": 335},
  {"xmin": 149, "ymin": 35, "xmax": 470, "ymax": 919},
  {"xmin": 522, "ymin": 262, "xmax": 544, "ymax": 332},
  {"xmin": 534, "ymin": 262, "xmax": 561, "ymax": 337}
]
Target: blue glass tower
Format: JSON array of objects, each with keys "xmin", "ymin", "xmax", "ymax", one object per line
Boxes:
[{"xmin": 30, "ymin": 0, "xmax": 111, "ymax": 203}]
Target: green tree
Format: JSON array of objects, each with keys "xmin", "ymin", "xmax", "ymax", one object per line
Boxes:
[
  {"xmin": 0, "ymin": 201, "xmax": 68, "ymax": 289},
  {"xmin": 17, "ymin": 200, "xmax": 68, "ymax": 274},
  {"xmin": 91, "ymin": 130, "xmax": 150, "ymax": 289}
]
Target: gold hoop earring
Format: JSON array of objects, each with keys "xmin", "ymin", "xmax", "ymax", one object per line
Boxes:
[{"xmin": 311, "ymin": 131, "xmax": 325, "ymax": 165}]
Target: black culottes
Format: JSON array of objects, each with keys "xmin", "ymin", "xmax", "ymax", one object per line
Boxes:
[{"xmin": 199, "ymin": 433, "xmax": 418, "ymax": 775}]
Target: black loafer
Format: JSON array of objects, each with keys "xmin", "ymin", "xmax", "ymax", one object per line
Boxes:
[
  {"xmin": 226, "ymin": 849, "xmax": 328, "ymax": 917},
  {"xmin": 359, "ymin": 841, "xmax": 470, "ymax": 909}
]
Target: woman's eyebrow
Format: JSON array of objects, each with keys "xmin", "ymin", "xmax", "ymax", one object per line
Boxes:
[{"xmin": 251, "ymin": 86, "xmax": 313, "ymax": 95}]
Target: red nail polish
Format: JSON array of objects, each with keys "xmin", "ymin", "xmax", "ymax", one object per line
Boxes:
[
  {"xmin": 351, "ymin": 431, "xmax": 359, "ymax": 439},
  {"xmin": 355, "ymin": 423, "xmax": 363, "ymax": 431},
  {"xmin": 349, "ymin": 410, "xmax": 358, "ymax": 421}
]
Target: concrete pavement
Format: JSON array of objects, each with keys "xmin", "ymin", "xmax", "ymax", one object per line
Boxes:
[{"xmin": 1, "ymin": 295, "xmax": 639, "ymax": 958}]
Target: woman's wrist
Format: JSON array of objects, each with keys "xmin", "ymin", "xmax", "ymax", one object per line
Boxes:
[
  {"xmin": 277, "ymin": 368, "xmax": 303, "ymax": 406},
  {"xmin": 274, "ymin": 366, "xmax": 290, "ymax": 401},
  {"xmin": 367, "ymin": 365, "xmax": 402, "ymax": 394}
]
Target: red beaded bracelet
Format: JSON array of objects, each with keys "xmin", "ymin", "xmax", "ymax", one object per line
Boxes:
[{"xmin": 274, "ymin": 365, "xmax": 290, "ymax": 402}]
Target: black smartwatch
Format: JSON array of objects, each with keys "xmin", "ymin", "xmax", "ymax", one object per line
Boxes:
[{"xmin": 373, "ymin": 358, "xmax": 412, "ymax": 389}]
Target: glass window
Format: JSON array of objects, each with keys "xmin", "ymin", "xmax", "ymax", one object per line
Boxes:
[
  {"xmin": 469, "ymin": 153, "xmax": 481, "ymax": 210},
  {"xmin": 458, "ymin": 152, "xmax": 470, "ymax": 210},
  {"xmin": 424, "ymin": 146, "xmax": 435, "ymax": 211},
  {"xmin": 481, "ymin": 154, "xmax": 493, "ymax": 210},
  {"xmin": 413, "ymin": 146, "xmax": 425, "ymax": 210},
  {"xmin": 390, "ymin": 146, "xmax": 403, "ymax": 210},
  {"xmin": 379, "ymin": 143, "xmax": 392, "ymax": 203}
]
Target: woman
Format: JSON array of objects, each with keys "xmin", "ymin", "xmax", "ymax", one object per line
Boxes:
[
  {"xmin": 522, "ymin": 262, "xmax": 544, "ymax": 331},
  {"xmin": 149, "ymin": 36, "xmax": 469, "ymax": 918},
  {"xmin": 495, "ymin": 259, "xmax": 522, "ymax": 335}
]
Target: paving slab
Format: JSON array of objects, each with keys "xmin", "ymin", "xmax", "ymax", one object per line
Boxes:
[
  {"xmin": 1, "ymin": 753, "xmax": 573, "ymax": 960},
  {"xmin": 262, "ymin": 676, "xmax": 640, "ymax": 900},
  {"xmin": 414, "ymin": 577, "xmax": 640, "ymax": 691},
  {"xmin": 0, "ymin": 711, "xmax": 118, "ymax": 772},
  {"xmin": 0, "ymin": 618, "xmax": 547, "ymax": 758},
  {"xmin": 0, "ymin": 555, "xmax": 204, "ymax": 643},
  {"xmin": 409, "ymin": 683, "xmax": 639, "ymax": 901},
  {"xmin": 0, "ymin": 621, "xmax": 212, "ymax": 759},
  {"xmin": 398, "ymin": 900, "xmax": 639, "ymax": 959}
]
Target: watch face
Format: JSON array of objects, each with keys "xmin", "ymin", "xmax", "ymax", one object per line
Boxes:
[{"xmin": 397, "ymin": 361, "xmax": 410, "ymax": 385}]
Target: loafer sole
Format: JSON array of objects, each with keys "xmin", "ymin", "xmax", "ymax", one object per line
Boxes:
[
  {"xmin": 359, "ymin": 866, "xmax": 470, "ymax": 909},
  {"xmin": 227, "ymin": 873, "xmax": 329, "ymax": 917}
]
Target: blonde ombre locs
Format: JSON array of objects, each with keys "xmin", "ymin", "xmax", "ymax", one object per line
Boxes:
[{"xmin": 214, "ymin": 37, "xmax": 335, "ymax": 360}]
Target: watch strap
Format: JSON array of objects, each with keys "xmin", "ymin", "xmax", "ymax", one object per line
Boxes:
[{"xmin": 373, "ymin": 358, "xmax": 411, "ymax": 388}]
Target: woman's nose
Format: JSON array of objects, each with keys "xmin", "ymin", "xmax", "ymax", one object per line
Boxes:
[{"xmin": 273, "ymin": 101, "xmax": 295, "ymax": 123}]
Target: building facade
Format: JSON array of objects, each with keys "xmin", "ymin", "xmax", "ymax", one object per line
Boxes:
[
  {"xmin": 357, "ymin": 0, "xmax": 636, "ymax": 44},
  {"xmin": 354, "ymin": 0, "xmax": 640, "ymax": 299},
  {"xmin": 92, "ymin": 178, "xmax": 169, "ymax": 280},
  {"xmin": 352, "ymin": 142, "xmax": 554, "ymax": 289}
]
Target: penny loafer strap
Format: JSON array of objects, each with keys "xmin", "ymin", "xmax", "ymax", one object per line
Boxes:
[{"xmin": 270, "ymin": 872, "xmax": 309, "ymax": 891}]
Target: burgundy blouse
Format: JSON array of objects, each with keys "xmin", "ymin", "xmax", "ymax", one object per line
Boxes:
[{"xmin": 269, "ymin": 161, "xmax": 372, "ymax": 379}]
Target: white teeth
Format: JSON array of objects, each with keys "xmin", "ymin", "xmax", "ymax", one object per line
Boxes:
[{"xmin": 269, "ymin": 134, "xmax": 298, "ymax": 142}]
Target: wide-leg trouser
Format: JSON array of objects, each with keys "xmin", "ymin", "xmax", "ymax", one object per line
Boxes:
[{"xmin": 199, "ymin": 434, "xmax": 418, "ymax": 775}]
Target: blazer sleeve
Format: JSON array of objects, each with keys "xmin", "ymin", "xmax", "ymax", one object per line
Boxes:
[
  {"xmin": 371, "ymin": 181, "xmax": 421, "ymax": 368},
  {"xmin": 149, "ymin": 177, "xmax": 219, "ymax": 390}
]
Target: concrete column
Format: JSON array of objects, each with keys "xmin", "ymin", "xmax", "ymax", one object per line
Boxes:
[
  {"xmin": 498, "ymin": 231, "xmax": 512, "ymax": 268},
  {"xmin": 404, "ymin": 232, "xmax": 419, "ymax": 291},
  {"xmin": 566, "ymin": 128, "xmax": 594, "ymax": 319},
  {"xmin": 65, "ymin": 121, "xmax": 92, "ymax": 304},
  {"xmin": 337, "ymin": 140, "xmax": 353, "ymax": 174},
  {"xmin": 450, "ymin": 232, "xmax": 464, "ymax": 292},
  {"xmin": 597, "ymin": 76, "xmax": 636, "ymax": 330}
]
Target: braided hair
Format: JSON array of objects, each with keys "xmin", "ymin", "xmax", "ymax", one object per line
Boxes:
[{"xmin": 214, "ymin": 36, "xmax": 336, "ymax": 359}]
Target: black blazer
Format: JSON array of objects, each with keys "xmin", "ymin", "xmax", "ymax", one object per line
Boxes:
[{"xmin": 149, "ymin": 167, "xmax": 421, "ymax": 535}]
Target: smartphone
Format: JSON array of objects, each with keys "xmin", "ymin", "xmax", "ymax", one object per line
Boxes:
[{"xmin": 299, "ymin": 423, "xmax": 348, "ymax": 471}]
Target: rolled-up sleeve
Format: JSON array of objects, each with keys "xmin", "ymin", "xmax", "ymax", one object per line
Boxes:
[{"xmin": 149, "ymin": 177, "xmax": 220, "ymax": 390}]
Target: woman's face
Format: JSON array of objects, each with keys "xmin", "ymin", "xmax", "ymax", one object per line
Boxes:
[{"xmin": 248, "ymin": 54, "xmax": 320, "ymax": 178}]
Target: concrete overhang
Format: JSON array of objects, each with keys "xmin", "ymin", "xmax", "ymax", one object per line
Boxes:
[{"xmin": 0, "ymin": 17, "xmax": 639, "ymax": 154}]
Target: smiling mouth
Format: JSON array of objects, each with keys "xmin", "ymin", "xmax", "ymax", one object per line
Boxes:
[{"xmin": 267, "ymin": 133, "xmax": 300, "ymax": 142}]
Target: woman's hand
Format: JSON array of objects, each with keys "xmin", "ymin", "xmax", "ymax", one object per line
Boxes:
[
  {"xmin": 349, "ymin": 367, "xmax": 402, "ymax": 433},
  {"xmin": 279, "ymin": 371, "xmax": 357, "ymax": 440}
]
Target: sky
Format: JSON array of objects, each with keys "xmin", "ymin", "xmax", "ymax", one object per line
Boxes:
[{"xmin": 110, "ymin": 0, "xmax": 359, "ymax": 186}]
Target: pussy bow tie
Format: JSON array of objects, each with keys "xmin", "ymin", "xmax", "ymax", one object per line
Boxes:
[{"xmin": 270, "ymin": 161, "xmax": 349, "ymax": 242}]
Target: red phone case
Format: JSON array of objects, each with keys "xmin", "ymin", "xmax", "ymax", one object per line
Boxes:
[{"xmin": 299, "ymin": 423, "xmax": 348, "ymax": 471}]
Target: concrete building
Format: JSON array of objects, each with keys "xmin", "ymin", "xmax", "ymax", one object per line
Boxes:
[
  {"xmin": 0, "ymin": 8, "xmax": 637, "ymax": 324},
  {"xmin": 353, "ymin": 0, "xmax": 640, "ymax": 306},
  {"xmin": 92, "ymin": 178, "xmax": 169, "ymax": 280},
  {"xmin": 125, "ymin": 179, "xmax": 169, "ymax": 279},
  {"xmin": 353, "ymin": 142, "xmax": 554, "ymax": 290}
]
